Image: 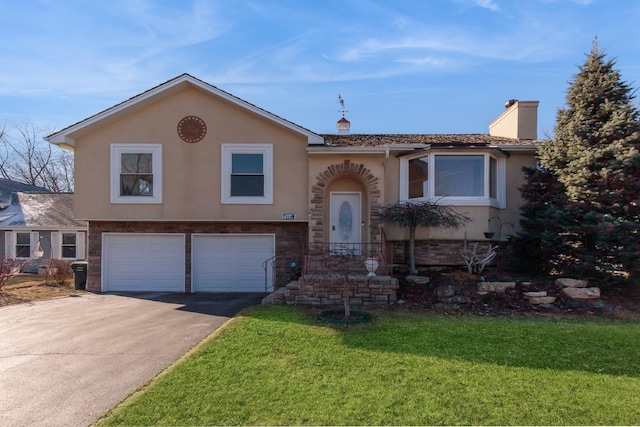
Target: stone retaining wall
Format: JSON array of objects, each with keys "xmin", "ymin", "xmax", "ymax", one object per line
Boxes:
[
  {"xmin": 282, "ymin": 274, "xmax": 398, "ymax": 306},
  {"xmin": 391, "ymin": 239, "xmax": 517, "ymax": 269}
]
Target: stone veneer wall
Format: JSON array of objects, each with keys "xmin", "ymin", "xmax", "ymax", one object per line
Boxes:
[
  {"xmin": 310, "ymin": 160, "xmax": 382, "ymax": 244},
  {"xmin": 284, "ymin": 274, "xmax": 398, "ymax": 306},
  {"xmin": 87, "ymin": 221, "xmax": 308, "ymax": 292},
  {"xmin": 391, "ymin": 239, "xmax": 516, "ymax": 269}
]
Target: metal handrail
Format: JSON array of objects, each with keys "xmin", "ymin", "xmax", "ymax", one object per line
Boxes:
[{"xmin": 262, "ymin": 255, "xmax": 277, "ymax": 294}]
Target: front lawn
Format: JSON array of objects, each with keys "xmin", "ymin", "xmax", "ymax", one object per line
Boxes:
[
  {"xmin": 99, "ymin": 306, "xmax": 640, "ymax": 426},
  {"xmin": 0, "ymin": 274, "xmax": 82, "ymax": 307}
]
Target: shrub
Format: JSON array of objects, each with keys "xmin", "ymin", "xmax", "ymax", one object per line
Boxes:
[
  {"xmin": 0, "ymin": 259, "xmax": 29, "ymax": 292},
  {"xmin": 48, "ymin": 259, "xmax": 72, "ymax": 286}
]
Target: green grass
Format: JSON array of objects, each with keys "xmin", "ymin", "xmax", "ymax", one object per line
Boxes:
[{"xmin": 99, "ymin": 307, "xmax": 640, "ymax": 426}]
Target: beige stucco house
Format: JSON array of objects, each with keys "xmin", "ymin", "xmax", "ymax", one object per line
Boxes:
[{"xmin": 46, "ymin": 74, "xmax": 539, "ymax": 294}]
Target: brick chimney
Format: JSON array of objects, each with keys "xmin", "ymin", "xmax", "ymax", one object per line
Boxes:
[{"xmin": 489, "ymin": 100, "xmax": 538, "ymax": 140}]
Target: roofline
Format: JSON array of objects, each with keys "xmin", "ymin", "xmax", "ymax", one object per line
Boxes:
[
  {"xmin": 307, "ymin": 146, "xmax": 388, "ymax": 154},
  {"xmin": 488, "ymin": 144, "xmax": 540, "ymax": 152},
  {"xmin": 45, "ymin": 74, "xmax": 324, "ymax": 146},
  {"xmin": 0, "ymin": 226, "xmax": 88, "ymax": 231},
  {"xmin": 312, "ymin": 143, "xmax": 538, "ymax": 153}
]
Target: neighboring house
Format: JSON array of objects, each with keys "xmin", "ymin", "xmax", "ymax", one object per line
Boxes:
[
  {"xmin": 0, "ymin": 191, "xmax": 87, "ymax": 273},
  {"xmin": 0, "ymin": 178, "xmax": 50, "ymax": 209},
  {"xmin": 45, "ymin": 74, "xmax": 539, "ymax": 293}
]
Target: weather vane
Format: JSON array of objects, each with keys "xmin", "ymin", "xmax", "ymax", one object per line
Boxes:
[{"xmin": 338, "ymin": 94, "xmax": 348, "ymax": 117}]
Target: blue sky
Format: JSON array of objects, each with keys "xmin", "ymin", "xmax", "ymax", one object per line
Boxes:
[{"xmin": 1, "ymin": 0, "xmax": 639, "ymax": 138}]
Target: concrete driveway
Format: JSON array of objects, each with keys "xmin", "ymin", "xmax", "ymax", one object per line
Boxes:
[{"xmin": 0, "ymin": 292, "xmax": 262, "ymax": 427}]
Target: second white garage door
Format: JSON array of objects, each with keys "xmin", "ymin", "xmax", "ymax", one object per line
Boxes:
[{"xmin": 192, "ymin": 234, "xmax": 275, "ymax": 292}]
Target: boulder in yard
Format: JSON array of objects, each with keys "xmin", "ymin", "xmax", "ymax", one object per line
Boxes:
[
  {"xmin": 477, "ymin": 282, "xmax": 516, "ymax": 293},
  {"xmin": 528, "ymin": 296, "xmax": 557, "ymax": 305},
  {"xmin": 562, "ymin": 287, "xmax": 601, "ymax": 300},
  {"xmin": 523, "ymin": 291, "xmax": 548, "ymax": 298},
  {"xmin": 556, "ymin": 278, "xmax": 588, "ymax": 288},
  {"xmin": 435, "ymin": 285, "xmax": 456, "ymax": 298},
  {"xmin": 445, "ymin": 295, "xmax": 471, "ymax": 304},
  {"xmin": 406, "ymin": 275, "xmax": 430, "ymax": 285}
]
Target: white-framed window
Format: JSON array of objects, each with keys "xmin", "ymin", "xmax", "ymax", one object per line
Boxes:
[
  {"xmin": 400, "ymin": 151, "xmax": 506, "ymax": 207},
  {"xmin": 61, "ymin": 233, "xmax": 77, "ymax": 258},
  {"xmin": 51, "ymin": 231, "xmax": 86, "ymax": 260},
  {"xmin": 15, "ymin": 232, "xmax": 32, "ymax": 258},
  {"xmin": 4, "ymin": 231, "xmax": 39, "ymax": 259},
  {"xmin": 221, "ymin": 144, "xmax": 273, "ymax": 204},
  {"xmin": 110, "ymin": 144, "xmax": 162, "ymax": 204}
]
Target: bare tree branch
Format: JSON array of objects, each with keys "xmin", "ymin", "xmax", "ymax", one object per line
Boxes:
[{"xmin": 0, "ymin": 120, "xmax": 74, "ymax": 192}]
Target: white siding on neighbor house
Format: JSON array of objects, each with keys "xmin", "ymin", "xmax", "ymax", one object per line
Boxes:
[
  {"xmin": 191, "ymin": 234, "xmax": 274, "ymax": 292},
  {"xmin": 102, "ymin": 233, "xmax": 185, "ymax": 292}
]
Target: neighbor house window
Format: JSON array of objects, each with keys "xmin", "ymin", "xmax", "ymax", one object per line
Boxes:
[
  {"xmin": 110, "ymin": 144, "xmax": 162, "ymax": 204},
  {"xmin": 61, "ymin": 233, "xmax": 77, "ymax": 258},
  {"xmin": 401, "ymin": 151, "xmax": 505, "ymax": 207},
  {"xmin": 15, "ymin": 232, "xmax": 31, "ymax": 258},
  {"xmin": 221, "ymin": 144, "xmax": 273, "ymax": 204}
]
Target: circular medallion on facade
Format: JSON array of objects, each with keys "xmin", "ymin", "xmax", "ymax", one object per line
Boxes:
[{"xmin": 177, "ymin": 116, "xmax": 207, "ymax": 143}]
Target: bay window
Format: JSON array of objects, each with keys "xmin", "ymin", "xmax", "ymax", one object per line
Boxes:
[{"xmin": 401, "ymin": 151, "xmax": 506, "ymax": 207}]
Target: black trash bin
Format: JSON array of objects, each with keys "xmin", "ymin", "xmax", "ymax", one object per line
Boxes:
[{"xmin": 70, "ymin": 261, "xmax": 88, "ymax": 290}]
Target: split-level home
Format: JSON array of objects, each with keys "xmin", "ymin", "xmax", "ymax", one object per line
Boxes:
[{"xmin": 45, "ymin": 74, "xmax": 539, "ymax": 298}]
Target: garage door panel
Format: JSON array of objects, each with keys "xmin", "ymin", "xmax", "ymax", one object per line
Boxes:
[
  {"xmin": 103, "ymin": 234, "xmax": 185, "ymax": 292},
  {"xmin": 192, "ymin": 235, "xmax": 274, "ymax": 292}
]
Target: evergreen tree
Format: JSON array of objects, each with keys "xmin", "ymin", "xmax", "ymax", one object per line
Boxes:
[
  {"xmin": 514, "ymin": 167, "xmax": 569, "ymax": 273},
  {"xmin": 540, "ymin": 39, "xmax": 640, "ymax": 202},
  {"xmin": 538, "ymin": 39, "xmax": 640, "ymax": 280}
]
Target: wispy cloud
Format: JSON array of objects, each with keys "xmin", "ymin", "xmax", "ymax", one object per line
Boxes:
[
  {"xmin": 468, "ymin": 0, "xmax": 501, "ymax": 11},
  {"xmin": 0, "ymin": 0, "xmax": 230, "ymax": 97},
  {"xmin": 453, "ymin": 0, "xmax": 501, "ymax": 12}
]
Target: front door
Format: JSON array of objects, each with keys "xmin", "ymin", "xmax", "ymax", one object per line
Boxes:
[{"xmin": 330, "ymin": 192, "xmax": 362, "ymax": 254}]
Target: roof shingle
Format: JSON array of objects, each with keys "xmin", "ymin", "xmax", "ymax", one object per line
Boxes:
[{"xmin": 319, "ymin": 133, "xmax": 538, "ymax": 147}]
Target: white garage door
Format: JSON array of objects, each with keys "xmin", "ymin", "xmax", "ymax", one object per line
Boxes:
[
  {"xmin": 102, "ymin": 234, "xmax": 185, "ymax": 292},
  {"xmin": 192, "ymin": 234, "xmax": 274, "ymax": 292}
]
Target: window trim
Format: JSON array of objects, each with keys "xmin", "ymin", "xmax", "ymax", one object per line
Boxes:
[
  {"xmin": 221, "ymin": 144, "xmax": 273, "ymax": 204},
  {"xmin": 15, "ymin": 231, "xmax": 33, "ymax": 259},
  {"xmin": 4, "ymin": 231, "xmax": 38, "ymax": 259},
  {"xmin": 110, "ymin": 143, "xmax": 163, "ymax": 204},
  {"xmin": 60, "ymin": 232, "xmax": 77, "ymax": 260},
  {"xmin": 400, "ymin": 150, "xmax": 506, "ymax": 208}
]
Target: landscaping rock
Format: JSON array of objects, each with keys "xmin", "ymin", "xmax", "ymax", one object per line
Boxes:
[
  {"xmin": 406, "ymin": 275, "xmax": 430, "ymax": 285},
  {"xmin": 446, "ymin": 295, "xmax": 471, "ymax": 304},
  {"xmin": 556, "ymin": 278, "xmax": 588, "ymax": 288},
  {"xmin": 523, "ymin": 291, "xmax": 548, "ymax": 298},
  {"xmin": 528, "ymin": 296, "xmax": 557, "ymax": 305},
  {"xmin": 434, "ymin": 302, "xmax": 462, "ymax": 311},
  {"xmin": 435, "ymin": 285, "xmax": 456, "ymax": 299},
  {"xmin": 562, "ymin": 287, "xmax": 601, "ymax": 299},
  {"xmin": 477, "ymin": 282, "xmax": 516, "ymax": 293},
  {"xmin": 564, "ymin": 298, "xmax": 606, "ymax": 311}
]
